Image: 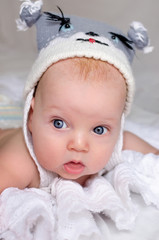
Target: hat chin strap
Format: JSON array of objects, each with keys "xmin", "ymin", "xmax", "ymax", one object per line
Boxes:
[
  {"xmin": 100, "ymin": 113, "xmax": 125, "ymax": 174},
  {"xmin": 23, "ymin": 89, "xmax": 57, "ymax": 187},
  {"xmin": 23, "ymin": 89, "xmax": 37, "ymax": 165},
  {"xmin": 23, "ymin": 89, "xmax": 125, "ymax": 184}
]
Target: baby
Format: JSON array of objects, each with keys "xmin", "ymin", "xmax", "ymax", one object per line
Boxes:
[
  {"xmin": 0, "ymin": 1, "xmax": 158, "ymax": 193},
  {"xmin": 0, "ymin": 57, "xmax": 158, "ymax": 192},
  {"xmin": 1, "ymin": 1, "xmax": 159, "ymax": 239}
]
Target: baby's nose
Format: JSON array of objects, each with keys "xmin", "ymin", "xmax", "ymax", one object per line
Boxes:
[{"xmin": 67, "ymin": 132, "xmax": 89, "ymax": 153}]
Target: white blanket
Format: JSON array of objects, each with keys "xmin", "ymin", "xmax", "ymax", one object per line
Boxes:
[{"xmin": 1, "ymin": 150, "xmax": 159, "ymax": 240}]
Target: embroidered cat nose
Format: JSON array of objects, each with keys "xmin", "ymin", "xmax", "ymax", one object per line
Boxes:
[
  {"xmin": 86, "ymin": 32, "xmax": 99, "ymax": 37},
  {"xmin": 89, "ymin": 38, "xmax": 96, "ymax": 43}
]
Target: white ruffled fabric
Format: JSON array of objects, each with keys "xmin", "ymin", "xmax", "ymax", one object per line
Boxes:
[
  {"xmin": 0, "ymin": 150, "xmax": 159, "ymax": 239},
  {"xmin": 0, "ymin": 188, "xmax": 56, "ymax": 240}
]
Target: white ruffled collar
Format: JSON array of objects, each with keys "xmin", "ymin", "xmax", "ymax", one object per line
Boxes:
[{"xmin": 39, "ymin": 150, "xmax": 159, "ymax": 239}]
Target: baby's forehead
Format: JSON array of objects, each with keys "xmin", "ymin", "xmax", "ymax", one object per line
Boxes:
[
  {"xmin": 44, "ymin": 57, "xmax": 124, "ymax": 80},
  {"xmin": 37, "ymin": 58, "xmax": 126, "ymax": 97}
]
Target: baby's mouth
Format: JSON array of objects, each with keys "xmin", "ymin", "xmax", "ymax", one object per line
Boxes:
[{"xmin": 64, "ymin": 161, "xmax": 85, "ymax": 175}]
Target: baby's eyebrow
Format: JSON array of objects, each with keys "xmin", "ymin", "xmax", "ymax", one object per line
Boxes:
[
  {"xmin": 96, "ymin": 118, "xmax": 120, "ymax": 126},
  {"xmin": 43, "ymin": 104, "xmax": 67, "ymax": 115},
  {"xmin": 44, "ymin": 105, "xmax": 117, "ymax": 120}
]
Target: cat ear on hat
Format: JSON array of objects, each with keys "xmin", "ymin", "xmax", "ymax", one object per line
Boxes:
[
  {"xmin": 128, "ymin": 21, "xmax": 154, "ymax": 53},
  {"xmin": 16, "ymin": 0, "xmax": 43, "ymax": 31}
]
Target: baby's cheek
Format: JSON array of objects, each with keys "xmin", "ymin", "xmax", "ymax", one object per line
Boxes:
[{"xmin": 97, "ymin": 144, "xmax": 115, "ymax": 168}]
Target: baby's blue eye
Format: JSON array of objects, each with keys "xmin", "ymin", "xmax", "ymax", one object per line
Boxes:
[
  {"xmin": 93, "ymin": 126, "xmax": 108, "ymax": 135},
  {"xmin": 53, "ymin": 119, "xmax": 67, "ymax": 129},
  {"xmin": 60, "ymin": 23, "xmax": 74, "ymax": 32}
]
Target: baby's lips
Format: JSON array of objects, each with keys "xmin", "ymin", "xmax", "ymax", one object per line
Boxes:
[{"xmin": 64, "ymin": 161, "xmax": 85, "ymax": 174}]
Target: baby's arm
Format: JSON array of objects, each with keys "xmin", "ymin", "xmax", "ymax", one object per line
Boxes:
[
  {"xmin": 0, "ymin": 157, "xmax": 30, "ymax": 193},
  {"xmin": 123, "ymin": 131, "xmax": 159, "ymax": 154},
  {"xmin": 0, "ymin": 128, "xmax": 39, "ymax": 193}
]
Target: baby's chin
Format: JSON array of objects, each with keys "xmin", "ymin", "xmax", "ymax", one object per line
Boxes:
[{"xmin": 61, "ymin": 174, "xmax": 92, "ymax": 186}]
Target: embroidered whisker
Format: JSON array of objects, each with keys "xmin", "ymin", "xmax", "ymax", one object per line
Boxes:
[
  {"xmin": 109, "ymin": 32, "xmax": 134, "ymax": 50},
  {"xmin": 44, "ymin": 6, "xmax": 71, "ymax": 31}
]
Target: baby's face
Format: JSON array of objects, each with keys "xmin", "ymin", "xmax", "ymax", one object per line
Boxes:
[{"xmin": 28, "ymin": 58, "xmax": 126, "ymax": 185}]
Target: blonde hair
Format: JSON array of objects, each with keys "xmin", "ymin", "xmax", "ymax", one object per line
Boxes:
[
  {"xmin": 72, "ymin": 57, "xmax": 112, "ymax": 81},
  {"xmin": 35, "ymin": 57, "xmax": 126, "ymax": 97}
]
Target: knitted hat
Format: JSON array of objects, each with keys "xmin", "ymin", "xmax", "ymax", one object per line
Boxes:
[{"xmin": 17, "ymin": 0, "xmax": 152, "ymax": 178}]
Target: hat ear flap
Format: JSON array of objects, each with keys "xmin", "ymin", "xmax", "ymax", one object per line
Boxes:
[
  {"xmin": 16, "ymin": 0, "xmax": 43, "ymax": 31},
  {"xmin": 128, "ymin": 21, "xmax": 154, "ymax": 53}
]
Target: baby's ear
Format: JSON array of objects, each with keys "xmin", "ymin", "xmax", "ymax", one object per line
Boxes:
[{"xmin": 27, "ymin": 98, "xmax": 35, "ymax": 133}]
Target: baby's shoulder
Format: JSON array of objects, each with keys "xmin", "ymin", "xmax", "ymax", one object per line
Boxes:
[{"xmin": 0, "ymin": 128, "xmax": 40, "ymax": 193}]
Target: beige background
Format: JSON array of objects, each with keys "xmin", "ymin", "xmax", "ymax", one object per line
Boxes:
[{"xmin": 0, "ymin": 0, "xmax": 159, "ymax": 113}]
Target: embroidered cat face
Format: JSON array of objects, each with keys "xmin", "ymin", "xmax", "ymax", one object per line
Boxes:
[{"xmin": 17, "ymin": 4, "xmax": 150, "ymax": 63}]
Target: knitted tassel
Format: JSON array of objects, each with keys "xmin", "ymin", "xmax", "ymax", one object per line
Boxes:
[
  {"xmin": 128, "ymin": 21, "xmax": 154, "ymax": 53},
  {"xmin": 16, "ymin": 0, "xmax": 43, "ymax": 31},
  {"xmin": 19, "ymin": 0, "xmax": 43, "ymax": 15},
  {"xmin": 16, "ymin": 18, "xmax": 28, "ymax": 31}
]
